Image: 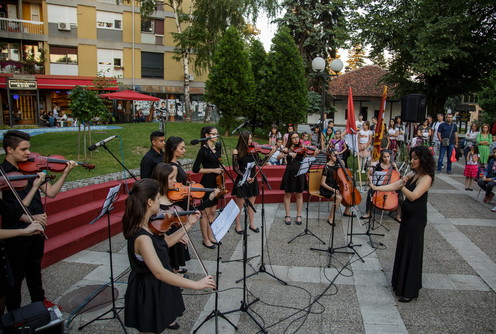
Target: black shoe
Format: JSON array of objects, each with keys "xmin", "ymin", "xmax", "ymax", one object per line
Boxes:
[
  {"xmin": 447, "ymin": 171, "xmax": 453, "ymax": 175},
  {"xmin": 468, "ymin": 188, "xmax": 473, "ymax": 191},
  {"xmin": 343, "ymin": 213, "xmax": 356, "ymax": 217},
  {"xmin": 327, "ymin": 220, "xmax": 335, "ymax": 226},
  {"xmin": 284, "ymin": 216, "xmax": 291, "ymax": 225},
  {"xmin": 398, "ymin": 297, "xmax": 415, "ymax": 303},
  {"xmin": 295, "ymin": 216, "xmax": 302, "ymax": 225},
  {"xmin": 167, "ymin": 322, "xmax": 180, "ymax": 330},
  {"xmin": 235, "ymin": 228, "xmax": 244, "ymax": 235},
  {"xmin": 177, "ymin": 268, "xmax": 188, "ymax": 274},
  {"xmin": 202, "ymin": 241, "xmax": 216, "ymax": 249},
  {"xmin": 249, "ymin": 226, "xmax": 260, "ymax": 233}
]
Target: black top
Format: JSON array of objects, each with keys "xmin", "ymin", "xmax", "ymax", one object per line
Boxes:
[
  {"xmin": 192, "ymin": 144, "xmax": 222, "ymax": 174},
  {"xmin": 320, "ymin": 164, "xmax": 338, "ymax": 198},
  {"xmin": 0, "ymin": 199, "xmax": 23, "ymax": 222},
  {"xmin": 170, "ymin": 161, "xmax": 188, "ymax": 185},
  {"xmin": 140, "ymin": 147, "xmax": 164, "ymax": 179},
  {"xmin": 0, "ymin": 160, "xmax": 43, "ymax": 229}
]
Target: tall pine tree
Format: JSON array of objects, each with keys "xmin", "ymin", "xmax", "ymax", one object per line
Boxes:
[
  {"xmin": 248, "ymin": 39, "xmax": 268, "ymax": 132},
  {"xmin": 263, "ymin": 27, "xmax": 308, "ymax": 126},
  {"xmin": 204, "ymin": 27, "xmax": 255, "ymax": 136}
]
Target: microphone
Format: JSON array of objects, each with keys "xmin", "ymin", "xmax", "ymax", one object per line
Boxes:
[
  {"xmin": 190, "ymin": 135, "xmax": 219, "ymax": 145},
  {"xmin": 88, "ymin": 135, "xmax": 118, "ymax": 151},
  {"xmin": 231, "ymin": 120, "xmax": 249, "ymax": 135}
]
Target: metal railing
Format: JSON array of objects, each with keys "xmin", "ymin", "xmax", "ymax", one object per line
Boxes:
[{"xmin": 0, "ymin": 17, "xmax": 44, "ymax": 34}]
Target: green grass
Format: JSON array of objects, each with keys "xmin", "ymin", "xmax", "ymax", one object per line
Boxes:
[{"xmin": 0, "ymin": 123, "xmax": 247, "ymax": 182}]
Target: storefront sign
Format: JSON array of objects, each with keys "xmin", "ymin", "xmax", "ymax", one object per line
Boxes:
[{"xmin": 8, "ymin": 79, "xmax": 38, "ymax": 90}]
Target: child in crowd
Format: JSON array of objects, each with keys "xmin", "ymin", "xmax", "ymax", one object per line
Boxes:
[
  {"xmin": 300, "ymin": 132, "xmax": 311, "ymax": 146},
  {"xmin": 268, "ymin": 138, "xmax": 284, "ymax": 165},
  {"xmin": 464, "ymin": 146, "xmax": 479, "ymax": 191},
  {"xmin": 268, "ymin": 125, "xmax": 282, "ymax": 146}
]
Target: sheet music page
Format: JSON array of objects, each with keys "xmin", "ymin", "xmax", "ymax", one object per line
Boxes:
[
  {"xmin": 237, "ymin": 161, "xmax": 255, "ymax": 187},
  {"xmin": 211, "ymin": 200, "xmax": 240, "ymax": 242},
  {"xmin": 95, "ymin": 184, "xmax": 121, "ymax": 221},
  {"xmin": 372, "ymin": 171, "xmax": 387, "ymax": 185},
  {"xmin": 296, "ymin": 157, "xmax": 316, "ymax": 176}
]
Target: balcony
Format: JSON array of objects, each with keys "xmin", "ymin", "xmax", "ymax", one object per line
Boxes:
[
  {"xmin": 0, "ymin": 60, "xmax": 45, "ymax": 74},
  {"xmin": 0, "ymin": 17, "xmax": 44, "ymax": 34}
]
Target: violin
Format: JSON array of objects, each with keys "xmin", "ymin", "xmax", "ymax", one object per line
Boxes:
[
  {"xmin": 18, "ymin": 152, "xmax": 95, "ymax": 173},
  {"xmin": 167, "ymin": 182, "xmax": 215, "ymax": 202},
  {"xmin": 334, "ymin": 153, "xmax": 362, "ymax": 207},
  {"xmin": 293, "ymin": 145, "xmax": 318, "ymax": 155},
  {"xmin": 0, "ymin": 172, "xmax": 56, "ymax": 191},
  {"xmin": 215, "ymin": 172, "xmax": 229, "ymax": 198},
  {"xmin": 371, "ymin": 167, "xmax": 400, "ymax": 211},
  {"xmin": 148, "ymin": 206, "xmax": 198, "ymax": 234},
  {"xmin": 248, "ymin": 142, "xmax": 274, "ymax": 155}
]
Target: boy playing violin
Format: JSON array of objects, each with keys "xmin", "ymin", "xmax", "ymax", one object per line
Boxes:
[{"xmin": 0, "ymin": 130, "xmax": 78, "ymax": 311}]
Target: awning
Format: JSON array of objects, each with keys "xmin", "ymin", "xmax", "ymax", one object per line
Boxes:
[
  {"xmin": 36, "ymin": 76, "xmax": 118, "ymax": 90},
  {"xmin": 99, "ymin": 90, "xmax": 160, "ymax": 101}
]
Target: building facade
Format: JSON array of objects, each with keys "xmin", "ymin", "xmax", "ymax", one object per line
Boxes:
[{"xmin": 0, "ymin": 0, "xmax": 206, "ymax": 126}]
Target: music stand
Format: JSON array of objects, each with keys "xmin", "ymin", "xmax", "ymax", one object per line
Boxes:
[
  {"xmin": 78, "ymin": 184, "xmax": 127, "ymax": 333},
  {"xmin": 288, "ymin": 157, "xmax": 325, "ymax": 245},
  {"xmin": 194, "ymin": 200, "xmax": 239, "ymax": 333}
]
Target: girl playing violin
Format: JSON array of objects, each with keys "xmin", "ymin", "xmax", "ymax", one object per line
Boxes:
[
  {"xmin": 192, "ymin": 126, "xmax": 223, "ymax": 249},
  {"xmin": 123, "ymin": 178, "xmax": 216, "ymax": 333},
  {"xmin": 361, "ymin": 150, "xmax": 402, "ymax": 222},
  {"xmin": 278, "ymin": 131, "xmax": 318, "ymax": 225},
  {"xmin": 319, "ymin": 150, "xmax": 353, "ymax": 224},
  {"xmin": 232, "ymin": 131, "xmax": 275, "ymax": 234}
]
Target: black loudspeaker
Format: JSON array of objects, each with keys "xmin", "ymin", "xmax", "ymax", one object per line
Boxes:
[{"xmin": 401, "ymin": 94, "xmax": 426, "ymax": 122}]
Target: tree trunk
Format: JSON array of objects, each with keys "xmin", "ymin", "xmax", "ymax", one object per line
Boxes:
[{"xmin": 204, "ymin": 104, "xmax": 212, "ymax": 123}]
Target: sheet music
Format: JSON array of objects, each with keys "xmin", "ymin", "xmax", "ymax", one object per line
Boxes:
[
  {"xmin": 372, "ymin": 171, "xmax": 387, "ymax": 185},
  {"xmin": 237, "ymin": 161, "xmax": 255, "ymax": 187},
  {"xmin": 211, "ymin": 200, "xmax": 240, "ymax": 242},
  {"xmin": 296, "ymin": 157, "xmax": 316, "ymax": 176},
  {"xmin": 90, "ymin": 184, "xmax": 121, "ymax": 224}
]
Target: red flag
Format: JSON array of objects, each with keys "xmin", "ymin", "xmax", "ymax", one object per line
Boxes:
[
  {"xmin": 345, "ymin": 87, "xmax": 358, "ymax": 154},
  {"xmin": 373, "ymin": 86, "xmax": 388, "ymax": 160}
]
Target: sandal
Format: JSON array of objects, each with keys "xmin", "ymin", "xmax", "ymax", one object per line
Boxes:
[
  {"xmin": 284, "ymin": 216, "xmax": 291, "ymax": 225},
  {"xmin": 295, "ymin": 216, "xmax": 302, "ymax": 225},
  {"xmin": 327, "ymin": 219, "xmax": 335, "ymax": 226}
]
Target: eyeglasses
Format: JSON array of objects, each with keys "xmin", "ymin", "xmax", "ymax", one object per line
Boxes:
[{"xmin": 209, "ymin": 132, "xmax": 218, "ymax": 135}]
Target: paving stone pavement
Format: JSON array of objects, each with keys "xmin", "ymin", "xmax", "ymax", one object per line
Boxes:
[{"xmin": 25, "ymin": 159, "xmax": 496, "ymax": 333}]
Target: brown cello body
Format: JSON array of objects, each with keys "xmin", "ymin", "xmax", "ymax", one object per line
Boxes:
[
  {"xmin": 371, "ymin": 168, "xmax": 400, "ymax": 211},
  {"xmin": 335, "ymin": 167, "xmax": 362, "ymax": 207}
]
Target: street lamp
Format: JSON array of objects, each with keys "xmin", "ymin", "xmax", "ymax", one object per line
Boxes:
[{"xmin": 312, "ymin": 57, "xmax": 344, "ymax": 130}]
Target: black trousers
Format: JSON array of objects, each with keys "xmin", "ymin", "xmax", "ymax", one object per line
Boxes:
[
  {"xmin": 5, "ymin": 235, "xmax": 45, "ymax": 311},
  {"xmin": 478, "ymin": 179, "xmax": 495, "ymax": 196}
]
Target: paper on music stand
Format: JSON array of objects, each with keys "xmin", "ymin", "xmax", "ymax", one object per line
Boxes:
[
  {"xmin": 90, "ymin": 184, "xmax": 121, "ymax": 224},
  {"xmin": 296, "ymin": 157, "xmax": 316, "ymax": 176},
  {"xmin": 210, "ymin": 200, "xmax": 240, "ymax": 242},
  {"xmin": 237, "ymin": 161, "xmax": 255, "ymax": 187},
  {"xmin": 372, "ymin": 171, "xmax": 387, "ymax": 185}
]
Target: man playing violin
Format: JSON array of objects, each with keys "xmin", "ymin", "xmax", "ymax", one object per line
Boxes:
[{"xmin": 1, "ymin": 130, "xmax": 78, "ymax": 311}]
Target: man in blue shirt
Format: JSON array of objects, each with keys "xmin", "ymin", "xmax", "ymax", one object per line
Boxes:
[{"xmin": 436, "ymin": 113, "xmax": 458, "ymax": 174}]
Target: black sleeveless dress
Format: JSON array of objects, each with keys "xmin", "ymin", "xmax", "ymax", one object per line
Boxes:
[
  {"xmin": 232, "ymin": 153, "xmax": 260, "ymax": 197},
  {"xmin": 192, "ymin": 144, "xmax": 221, "ymax": 209},
  {"xmin": 319, "ymin": 164, "xmax": 338, "ymax": 198},
  {"xmin": 280, "ymin": 153, "xmax": 306, "ymax": 193},
  {"xmin": 391, "ymin": 177, "xmax": 428, "ymax": 299},
  {"xmin": 124, "ymin": 228, "xmax": 185, "ymax": 333}
]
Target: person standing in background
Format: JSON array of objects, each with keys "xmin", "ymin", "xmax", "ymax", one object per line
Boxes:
[{"xmin": 140, "ymin": 131, "xmax": 165, "ymax": 179}]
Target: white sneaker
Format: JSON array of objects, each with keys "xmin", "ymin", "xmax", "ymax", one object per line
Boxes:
[{"xmin": 492, "ymin": 206, "xmax": 496, "ymax": 212}]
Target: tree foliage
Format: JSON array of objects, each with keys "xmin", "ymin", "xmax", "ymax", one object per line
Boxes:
[
  {"xmin": 204, "ymin": 27, "xmax": 255, "ymax": 136},
  {"xmin": 345, "ymin": 44, "xmax": 366, "ymax": 72},
  {"xmin": 478, "ymin": 71, "xmax": 496, "ymax": 125},
  {"xmin": 248, "ymin": 39, "xmax": 268, "ymax": 132},
  {"xmin": 276, "ymin": 0, "xmax": 349, "ymax": 76},
  {"xmin": 262, "ymin": 27, "xmax": 308, "ymax": 126},
  {"xmin": 351, "ymin": 0, "xmax": 496, "ymax": 115}
]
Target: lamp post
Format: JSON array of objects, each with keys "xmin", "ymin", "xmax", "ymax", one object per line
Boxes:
[{"xmin": 312, "ymin": 57, "xmax": 344, "ymax": 130}]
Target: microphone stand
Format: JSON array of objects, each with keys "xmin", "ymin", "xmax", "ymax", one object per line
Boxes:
[
  {"xmin": 100, "ymin": 143, "xmax": 138, "ymax": 181},
  {"xmin": 203, "ymin": 138, "xmax": 266, "ymax": 333}
]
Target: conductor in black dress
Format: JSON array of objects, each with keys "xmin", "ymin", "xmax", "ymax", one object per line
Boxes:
[
  {"xmin": 369, "ymin": 146, "xmax": 434, "ymax": 302},
  {"xmin": 140, "ymin": 131, "xmax": 165, "ymax": 179}
]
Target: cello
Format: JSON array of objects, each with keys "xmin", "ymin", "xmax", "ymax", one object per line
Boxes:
[
  {"xmin": 333, "ymin": 152, "xmax": 362, "ymax": 207},
  {"xmin": 371, "ymin": 167, "xmax": 400, "ymax": 211}
]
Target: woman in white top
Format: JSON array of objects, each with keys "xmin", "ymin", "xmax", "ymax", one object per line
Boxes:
[
  {"xmin": 358, "ymin": 121, "xmax": 373, "ymax": 172},
  {"xmin": 395, "ymin": 116, "xmax": 405, "ymax": 148},
  {"xmin": 463, "ymin": 123, "xmax": 479, "ymax": 160},
  {"xmin": 355, "ymin": 114, "xmax": 364, "ymax": 131},
  {"xmin": 388, "ymin": 119, "xmax": 399, "ymax": 157}
]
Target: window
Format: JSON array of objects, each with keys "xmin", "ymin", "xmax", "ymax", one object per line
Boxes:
[
  {"xmin": 98, "ymin": 49, "xmax": 123, "ymax": 76},
  {"xmin": 0, "ymin": 42, "xmax": 20, "ymax": 61},
  {"xmin": 141, "ymin": 52, "xmax": 163, "ymax": 78},
  {"xmin": 96, "ymin": 11, "xmax": 122, "ymax": 30},
  {"xmin": 50, "ymin": 46, "xmax": 77, "ymax": 64},
  {"xmin": 141, "ymin": 18, "xmax": 153, "ymax": 33},
  {"xmin": 47, "ymin": 5, "xmax": 77, "ymax": 24}
]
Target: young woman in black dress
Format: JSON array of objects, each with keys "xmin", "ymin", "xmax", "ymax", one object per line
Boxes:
[
  {"xmin": 192, "ymin": 126, "xmax": 223, "ymax": 249},
  {"xmin": 122, "ymin": 178, "xmax": 216, "ymax": 333},
  {"xmin": 369, "ymin": 146, "xmax": 434, "ymax": 302},
  {"xmin": 232, "ymin": 130, "xmax": 275, "ymax": 233},
  {"xmin": 161, "ymin": 136, "xmax": 190, "ymax": 275},
  {"xmin": 278, "ymin": 131, "xmax": 318, "ymax": 225}
]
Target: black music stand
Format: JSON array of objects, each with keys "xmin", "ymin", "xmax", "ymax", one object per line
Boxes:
[
  {"xmin": 78, "ymin": 184, "xmax": 126, "ymax": 333},
  {"xmin": 288, "ymin": 157, "xmax": 325, "ymax": 245}
]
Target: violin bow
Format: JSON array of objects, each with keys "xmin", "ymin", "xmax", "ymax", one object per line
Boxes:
[
  {"xmin": 0, "ymin": 167, "xmax": 48, "ymax": 239},
  {"xmin": 172, "ymin": 207, "xmax": 209, "ymax": 276}
]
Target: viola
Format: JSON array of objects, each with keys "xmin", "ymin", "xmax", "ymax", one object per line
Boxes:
[
  {"xmin": 0, "ymin": 172, "xmax": 56, "ymax": 191},
  {"xmin": 248, "ymin": 142, "xmax": 273, "ymax": 155},
  {"xmin": 18, "ymin": 153, "xmax": 95, "ymax": 173},
  {"xmin": 148, "ymin": 206, "xmax": 198, "ymax": 234},
  {"xmin": 334, "ymin": 153, "xmax": 362, "ymax": 207},
  {"xmin": 167, "ymin": 182, "xmax": 215, "ymax": 202},
  {"xmin": 293, "ymin": 145, "xmax": 318, "ymax": 155},
  {"xmin": 371, "ymin": 168, "xmax": 400, "ymax": 211},
  {"xmin": 215, "ymin": 172, "xmax": 229, "ymax": 198}
]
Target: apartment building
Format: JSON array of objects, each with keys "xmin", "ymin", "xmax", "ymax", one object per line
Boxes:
[{"xmin": 0, "ymin": 0, "xmax": 206, "ymax": 126}]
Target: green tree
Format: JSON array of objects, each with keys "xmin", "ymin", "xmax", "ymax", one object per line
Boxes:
[
  {"xmin": 248, "ymin": 39, "xmax": 268, "ymax": 132},
  {"xmin": 69, "ymin": 86, "xmax": 109, "ymax": 159},
  {"xmin": 204, "ymin": 27, "xmax": 255, "ymax": 136},
  {"xmin": 478, "ymin": 71, "xmax": 496, "ymax": 125},
  {"xmin": 351, "ymin": 0, "xmax": 496, "ymax": 115},
  {"xmin": 345, "ymin": 44, "xmax": 366, "ymax": 72},
  {"xmin": 262, "ymin": 27, "xmax": 308, "ymax": 126}
]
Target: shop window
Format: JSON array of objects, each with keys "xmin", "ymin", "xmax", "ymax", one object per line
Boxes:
[{"xmin": 50, "ymin": 46, "xmax": 77, "ymax": 64}]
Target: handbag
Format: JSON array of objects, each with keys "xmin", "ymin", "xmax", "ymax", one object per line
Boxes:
[
  {"xmin": 441, "ymin": 124, "xmax": 455, "ymax": 147},
  {"xmin": 0, "ymin": 302, "xmax": 50, "ymax": 333}
]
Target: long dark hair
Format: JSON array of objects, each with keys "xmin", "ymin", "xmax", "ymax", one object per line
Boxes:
[
  {"xmin": 285, "ymin": 131, "xmax": 299, "ymax": 149},
  {"xmin": 236, "ymin": 130, "xmax": 252, "ymax": 159},
  {"xmin": 410, "ymin": 146, "xmax": 435, "ymax": 184},
  {"xmin": 150, "ymin": 162, "xmax": 174, "ymax": 195},
  {"xmin": 122, "ymin": 179, "xmax": 160, "ymax": 239},
  {"xmin": 164, "ymin": 136, "xmax": 184, "ymax": 163},
  {"xmin": 200, "ymin": 126, "xmax": 215, "ymax": 147}
]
